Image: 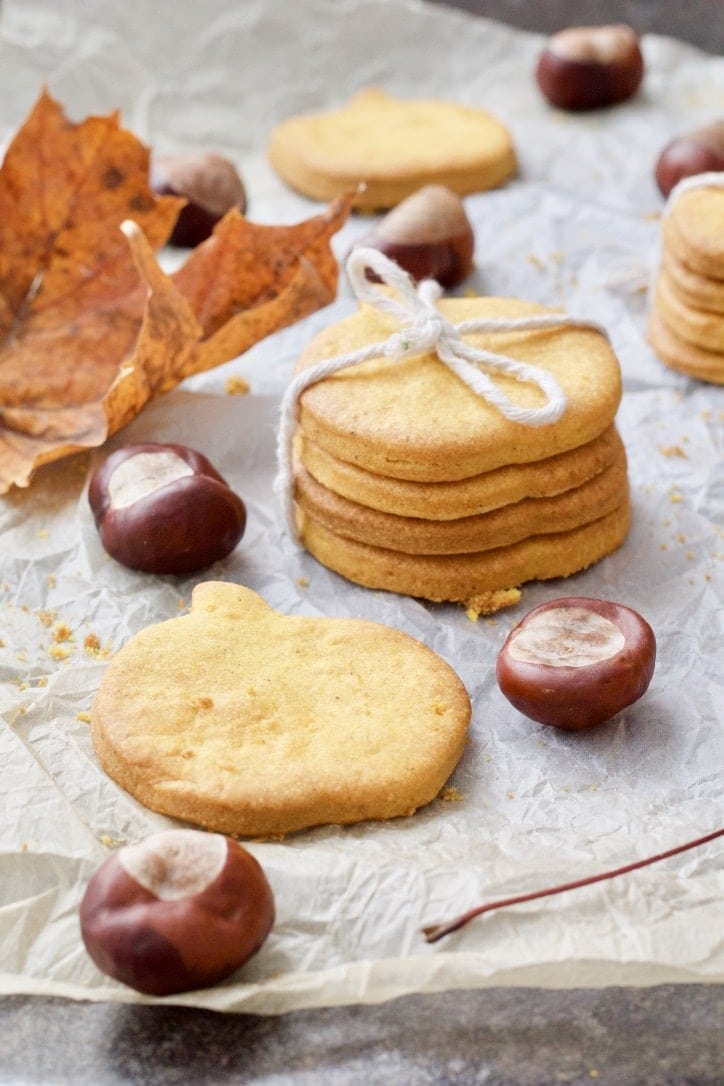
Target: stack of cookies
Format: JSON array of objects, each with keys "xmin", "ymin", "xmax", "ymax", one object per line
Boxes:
[
  {"xmin": 649, "ymin": 177, "xmax": 724, "ymax": 384},
  {"xmin": 290, "ymin": 294, "xmax": 631, "ymax": 615}
]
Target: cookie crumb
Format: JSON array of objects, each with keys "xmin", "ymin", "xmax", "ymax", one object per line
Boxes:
[
  {"xmin": 466, "ymin": 587, "xmax": 521, "ymax": 615},
  {"xmin": 100, "ymin": 835, "xmax": 126, "ymax": 849},
  {"xmin": 76, "ymin": 712, "xmax": 91, "ymax": 723},
  {"xmin": 49, "ymin": 645, "xmax": 73, "ymax": 660},
  {"xmin": 658, "ymin": 444, "xmax": 688, "ymax": 459},
  {"xmin": 439, "ymin": 786, "xmax": 464, "ymax": 803},
  {"xmin": 225, "ymin": 375, "xmax": 250, "ymax": 396}
]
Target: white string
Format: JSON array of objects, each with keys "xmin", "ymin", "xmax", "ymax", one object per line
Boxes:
[{"xmin": 275, "ymin": 247, "xmax": 608, "ymax": 540}]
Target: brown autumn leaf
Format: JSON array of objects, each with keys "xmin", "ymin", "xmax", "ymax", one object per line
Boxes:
[{"xmin": 0, "ymin": 89, "xmax": 352, "ymax": 493}]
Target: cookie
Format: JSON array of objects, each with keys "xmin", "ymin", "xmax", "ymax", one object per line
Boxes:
[
  {"xmin": 662, "ymin": 185, "xmax": 724, "ymax": 279},
  {"xmin": 648, "ymin": 178, "xmax": 724, "ymax": 382},
  {"xmin": 660, "ymin": 250, "xmax": 724, "ymax": 315},
  {"xmin": 267, "ymin": 87, "xmax": 516, "ymax": 211},
  {"xmin": 297, "ymin": 425, "xmax": 623, "ymax": 520},
  {"xmin": 298, "ymin": 500, "xmax": 631, "ymax": 613},
  {"xmin": 655, "ymin": 272, "xmax": 724, "ymax": 352},
  {"xmin": 282, "ymin": 267, "xmax": 630, "ymax": 611},
  {"xmin": 90, "ymin": 582, "xmax": 471, "ymax": 837},
  {"xmin": 648, "ymin": 309, "xmax": 724, "ymax": 384},
  {"xmin": 295, "ymin": 296, "xmax": 622, "ymax": 482},
  {"xmin": 293, "ymin": 445, "xmax": 628, "ymax": 555}
]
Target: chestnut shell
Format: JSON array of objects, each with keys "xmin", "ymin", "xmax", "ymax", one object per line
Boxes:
[
  {"xmin": 655, "ymin": 123, "xmax": 724, "ymax": 197},
  {"xmin": 352, "ymin": 184, "xmax": 475, "ymax": 289},
  {"xmin": 88, "ymin": 442, "xmax": 246, "ymax": 575},
  {"xmin": 496, "ymin": 596, "xmax": 656, "ymax": 730},
  {"xmin": 80, "ymin": 837, "xmax": 274, "ymax": 996},
  {"xmin": 151, "ymin": 153, "xmax": 247, "ymax": 248},
  {"xmin": 536, "ymin": 31, "xmax": 644, "ymax": 111},
  {"xmin": 360, "ymin": 232, "xmax": 474, "ymax": 290}
]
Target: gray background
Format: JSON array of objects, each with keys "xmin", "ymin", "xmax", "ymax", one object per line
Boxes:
[{"xmin": 429, "ymin": 0, "xmax": 724, "ymax": 54}]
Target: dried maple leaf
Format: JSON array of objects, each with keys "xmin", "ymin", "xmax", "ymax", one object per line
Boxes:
[{"xmin": 0, "ymin": 90, "xmax": 351, "ymax": 493}]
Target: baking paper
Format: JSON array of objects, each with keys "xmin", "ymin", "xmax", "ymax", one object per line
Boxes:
[{"xmin": 0, "ymin": 0, "xmax": 722, "ymax": 1013}]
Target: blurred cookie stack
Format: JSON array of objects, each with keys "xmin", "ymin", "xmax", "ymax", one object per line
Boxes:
[{"xmin": 649, "ymin": 178, "xmax": 724, "ymax": 384}]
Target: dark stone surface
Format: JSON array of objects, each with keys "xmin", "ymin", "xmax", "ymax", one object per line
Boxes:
[
  {"xmin": 426, "ymin": 0, "xmax": 724, "ymax": 54},
  {"xmin": 2, "ymin": 984, "xmax": 723, "ymax": 1085}
]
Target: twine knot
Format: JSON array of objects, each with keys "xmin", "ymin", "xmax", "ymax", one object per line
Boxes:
[{"xmin": 275, "ymin": 247, "xmax": 608, "ymax": 541}]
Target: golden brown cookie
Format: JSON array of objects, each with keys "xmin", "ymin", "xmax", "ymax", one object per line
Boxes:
[
  {"xmin": 91, "ymin": 582, "xmax": 471, "ymax": 837},
  {"xmin": 297, "ymin": 425, "xmax": 623, "ymax": 519},
  {"xmin": 293, "ymin": 445, "xmax": 628, "ymax": 555},
  {"xmin": 295, "ymin": 296, "xmax": 622, "ymax": 482},
  {"xmin": 662, "ymin": 186, "xmax": 724, "ymax": 279},
  {"xmin": 298, "ymin": 499, "xmax": 631, "ymax": 613},
  {"xmin": 267, "ymin": 88, "xmax": 516, "ymax": 211},
  {"xmin": 648, "ymin": 309, "xmax": 724, "ymax": 384},
  {"xmin": 660, "ymin": 250, "xmax": 724, "ymax": 315},
  {"xmin": 655, "ymin": 273, "xmax": 724, "ymax": 352}
]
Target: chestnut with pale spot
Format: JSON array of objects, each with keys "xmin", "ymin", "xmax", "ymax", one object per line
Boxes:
[
  {"xmin": 352, "ymin": 185, "xmax": 475, "ymax": 289},
  {"xmin": 655, "ymin": 122, "xmax": 724, "ymax": 198},
  {"xmin": 496, "ymin": 596, "xmax": 656, "ymax": 730},
  {"xmin": 88, "ymin": 442, "xmax": 246, "ymax": 575},
  {"xmin": 535, "ymin": 25, "xmax": 644, "ymax": 111},
  {"xmin": 151, "ymin": 151, "xmax": 247, "ymax": 247},
  {"xmin": 80, "ymin": 830, "xmax": 275, "ymax": 995}
]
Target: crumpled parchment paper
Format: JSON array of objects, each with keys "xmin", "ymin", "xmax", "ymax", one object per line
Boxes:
[{"xmin": 0, "ymin": 0, "xmax": 722, "ymax": 1014}]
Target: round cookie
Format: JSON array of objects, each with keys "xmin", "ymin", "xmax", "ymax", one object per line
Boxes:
[
  {"xmin": 91, "ymin": 583, "xmax": 471, "ymax": 837},
  {"xmin": 267, "ymin": 87, "xmax": 516, "ymax": 211},
  {"xmin": 660, "ymin": 250, "xmax": 724, "ymax": 315},
  {"xmin": 295, "ymin": 297, "xmax": 622, "ymax": 482},
  {"xmin": 297, "ymin": 425, "xmax": 623, "ymax": 519},
  {"xmin": 293, "ymin": 448, "xmax": 628, "ymax": 555},
  {"xmin": 298, "ymin": 499, "xmax": 631, "ymax": 613},
  {"xmin": 655, "ymin": 273, "xmax": 724, "ymax": 352},
  {"xmin": 663, "ymin": 185, "xmax": 724, "ymax": 279},
  {"xmin": 648, "ymin": 309, "xmax": 724, "ymax": 384}
]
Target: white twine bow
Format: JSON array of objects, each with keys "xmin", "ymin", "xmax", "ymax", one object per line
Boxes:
[{"xmin": 275, "ymin": 247, "xmax": 608, "ymax": 540}]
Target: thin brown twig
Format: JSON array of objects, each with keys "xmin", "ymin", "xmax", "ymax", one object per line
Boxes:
[{"xmin": 422, "ymin": 828, "xmax": 723, "ymax": 944}]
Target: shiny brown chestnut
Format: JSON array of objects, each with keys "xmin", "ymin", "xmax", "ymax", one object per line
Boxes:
[
  {"xmin": 496, "ymin": 596, "xmax": 656, "ymax": 730},
  {"xmin": 655, "ymin": 121, "xmax": 724, "ymax": 198},
  {"xmin": 151, "ymin": 151, "xmax": 247, "ymax": 247},
  {"xmin": 88, "ymin": 442, "xmax": 246, "ymax": 575},
  {"xmin": 80, "ymin": 830, "xmax": 275, "ymax": 996},
  {"xmin": 536, "ymin": 25, "xmax": 644, "ymax": 111},
  {"xmin": 352, "ymin": 184, "xmax": 475, "ymax": 289}
]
